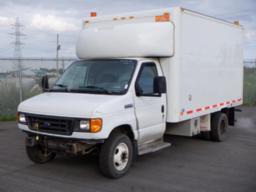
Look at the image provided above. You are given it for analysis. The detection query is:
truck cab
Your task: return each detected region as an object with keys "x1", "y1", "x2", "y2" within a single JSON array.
[{"x1": 17, "y1": 58, "x2": 169, "y2": 178}]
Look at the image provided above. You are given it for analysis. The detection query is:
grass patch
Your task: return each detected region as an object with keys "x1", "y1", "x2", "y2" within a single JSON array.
[
  {"x1": 244, "y1": 69, "x2": 256, "y2": 106},
  {"x1": 0, "y1": 115, "x2": 16, "y2": 122}
]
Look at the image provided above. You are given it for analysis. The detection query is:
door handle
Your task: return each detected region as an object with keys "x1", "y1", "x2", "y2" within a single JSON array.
[
  {"x1": 161, "y1": 105, "x2": 164, "y2": 113},
  {"x1": 124, "y1": 104, "x2": 133, "y2": 109}
]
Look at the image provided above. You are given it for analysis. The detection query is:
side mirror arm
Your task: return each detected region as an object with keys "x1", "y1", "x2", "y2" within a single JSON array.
[
  {"x1": 41, "y1": 75, "x2": 49, "y2": 92},
  {"x1": 135, "y1": 83, "x2": 143, "y2": 96}
]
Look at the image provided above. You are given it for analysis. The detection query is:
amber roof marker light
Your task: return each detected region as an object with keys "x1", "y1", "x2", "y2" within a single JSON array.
[
  {"x1": 90, "y1": 12, "x2": 97, "y2": 17},
  {"x1": 155, "y1": 12, "x2": 170, "y2": 22}
]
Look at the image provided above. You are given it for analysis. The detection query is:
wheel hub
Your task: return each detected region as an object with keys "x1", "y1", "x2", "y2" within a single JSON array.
[{"x1": 113, "y1": 142, "x2": 129, "y2": 171}]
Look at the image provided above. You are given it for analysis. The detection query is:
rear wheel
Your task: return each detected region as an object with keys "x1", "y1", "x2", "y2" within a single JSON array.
[
  {"x1": 210, "y1": 113, "x2": 228, "y2": 142},
  {"x1": 99, "y1": 133, "x2": 133, "y2": 178},
  {"x1": 25, "y1": 138, "x2": 56, "y2": 164}
]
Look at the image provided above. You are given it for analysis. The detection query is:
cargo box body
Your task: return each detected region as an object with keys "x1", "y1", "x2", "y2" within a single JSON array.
[
  {"x1": 76, "y1": 7, "x2": 244, "y2": 123},
  {"x1": 161, "y1": 8, "x2": 243, "y2": 122}
]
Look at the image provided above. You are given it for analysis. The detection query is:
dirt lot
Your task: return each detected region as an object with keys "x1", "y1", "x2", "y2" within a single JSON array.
[{"x1": 0, "y1": 106, "x2": 255, "y2": 192}]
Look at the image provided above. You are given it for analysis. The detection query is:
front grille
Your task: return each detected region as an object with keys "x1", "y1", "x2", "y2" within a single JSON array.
[{"x1": 27, "y1": 114, "x2": 74, "y2": 135}]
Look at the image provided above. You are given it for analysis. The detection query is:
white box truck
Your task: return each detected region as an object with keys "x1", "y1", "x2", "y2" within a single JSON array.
[{"x1": 17, "y1": 7, "x2": 243, "y2": 178}]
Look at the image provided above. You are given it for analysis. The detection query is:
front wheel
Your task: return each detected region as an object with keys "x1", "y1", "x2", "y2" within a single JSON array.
[
  {"x1": 25, "y1": 139, "x2": 56, "y2": 164},
  {"x1": 99, "y1": 133, "x2": 133, "y2": 178}
]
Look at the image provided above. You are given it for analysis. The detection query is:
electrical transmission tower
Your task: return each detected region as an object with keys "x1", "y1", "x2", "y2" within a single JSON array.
[{"x1": 10, "y1": 17, "x2": 25, "y2": 103}]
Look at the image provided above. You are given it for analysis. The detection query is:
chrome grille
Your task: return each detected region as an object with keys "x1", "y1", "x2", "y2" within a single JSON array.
[{"x1": 27, "y1": 115, "x2": 73, "y2": 135}]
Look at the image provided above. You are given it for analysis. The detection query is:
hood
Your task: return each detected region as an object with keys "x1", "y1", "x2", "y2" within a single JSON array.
[{"x1": 18, "y1": 92, "x2": 132, "y2": 118}]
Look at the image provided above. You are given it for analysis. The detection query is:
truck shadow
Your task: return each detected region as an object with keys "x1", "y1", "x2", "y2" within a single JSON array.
[
  {"x1": 22, "y1": 132, "x2": 236, "y2": 190},
  {"x1": 26, "y1": 135, "x2": 209, "y2": 176}
]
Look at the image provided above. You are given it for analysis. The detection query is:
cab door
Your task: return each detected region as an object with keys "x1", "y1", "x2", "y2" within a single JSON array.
[{"x1": 133, "y1": 62, "x2": 166, "y2": 144}]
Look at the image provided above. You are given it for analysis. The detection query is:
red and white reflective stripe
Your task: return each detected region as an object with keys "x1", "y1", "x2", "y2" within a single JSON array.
[
  {"x1": 180, "y1": 98, "x2": 242, "y2": 116},
  {"x1": 196, "y1": 108, "x2": 202, "y2": 112},
  {"x1": 187, "y1": 110, "x2": 193, "y2": 115}
]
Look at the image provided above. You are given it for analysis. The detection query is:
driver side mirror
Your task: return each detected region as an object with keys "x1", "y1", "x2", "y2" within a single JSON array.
[
  {"x1": 153, "y1": 76, "x2": 167, "y2": 94},
  {"x1": 41, "y1": 75, "x2": 49, "y2": 92}
]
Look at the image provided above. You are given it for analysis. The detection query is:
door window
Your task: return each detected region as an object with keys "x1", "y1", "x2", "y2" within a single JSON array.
[{"x1": 136, "y1": 63, "x2": 158, "y2": 96}]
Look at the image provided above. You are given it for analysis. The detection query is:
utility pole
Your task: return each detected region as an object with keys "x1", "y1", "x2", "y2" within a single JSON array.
[
  {"x1": 10, "y1": 17, "x2": 25, "y2": 103},
  {"x1": 62, "y1": 59, "x2": 65, "y2": 72},
  {"x1": 56, "y1": 34, "x2": 61, "y2": 77},
  {"x1": 255, "y1": 59, "x2": 256, "y2": 72}
]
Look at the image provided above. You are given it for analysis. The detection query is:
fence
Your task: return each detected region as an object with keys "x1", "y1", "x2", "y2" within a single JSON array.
[
  {"x1": 244, "y1": 59, "x2": 256, "y2": 69},
  {"x1": 0, "y1": 58, "x2": 256, "y2": 117},
  {"x1": 0, "y1": 57, "x2": 76, "y2": 117}
]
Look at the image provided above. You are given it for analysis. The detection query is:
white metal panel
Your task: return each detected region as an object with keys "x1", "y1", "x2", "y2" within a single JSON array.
[
  {"x1": 200, "y1": 114, "x2": 211, "y2": 131},
  {"x1": 162, "y1": 8, "x2": 243, "y2": 123},
  {"x1": 76, "y1": 22, "x2": 174, "y2": 59},
  {"x1": 178, "y1": 9, "x2": 243, "y2": 121},
  {"x1": 18, "y1": 91, "x2": 139, "y2": 140},
  {"x1": 160, "y1": 8, "x2": 182, "y2": 122},
  {"x1": 82, "y1": 8, "x2": 174, "y2": 28},
  {"x1": 165, "y1": 118, "x2": 200, "y2": 136},
  {"x1": 132, "y1": 60, "x2": 167, "y2": 144}
]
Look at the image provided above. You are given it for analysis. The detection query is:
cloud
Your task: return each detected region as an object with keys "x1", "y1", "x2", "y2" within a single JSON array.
[
  {"x1": 0, "y1": 16, "x2": 14, "y2": 26},
  {"x1": 31, "y1": 14, "x2": 79, "y2": 32},
  {"x1": 0, "y1": 0, "x2": 255, "y2": 58}
]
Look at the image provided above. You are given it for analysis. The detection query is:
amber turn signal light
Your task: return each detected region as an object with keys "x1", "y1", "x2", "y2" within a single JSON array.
[{"x1": 90, "y1": 118, "x2": 102, "y2": 133}]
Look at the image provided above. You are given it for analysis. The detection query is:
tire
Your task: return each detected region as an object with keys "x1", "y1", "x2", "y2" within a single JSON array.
[
  {"x1": 26, "y1": 140, "x2": 56, "y2": 164},
  {"x1": 210, "y1": 112, "x2": 228, "y2": 142},
  {"x1": 99, "y1": 133, "x2": 133, "y2": 178}
]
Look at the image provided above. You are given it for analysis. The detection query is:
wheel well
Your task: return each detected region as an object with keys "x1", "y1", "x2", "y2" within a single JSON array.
[
  {"x1": 110, "y1": 125, "x2": 135, "y2": 141},
  {"x1": 108, "y1": 125, "x2": 138, "y2": 160}
]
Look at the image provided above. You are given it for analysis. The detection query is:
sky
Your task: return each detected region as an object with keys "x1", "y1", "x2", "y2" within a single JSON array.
[{"x1": 0, "y1": 0, "x2": 255, "y2": 59}]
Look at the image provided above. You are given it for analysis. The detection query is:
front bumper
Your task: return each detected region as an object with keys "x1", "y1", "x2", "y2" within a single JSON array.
[{"x1": 25, "y1": 133, "x2": 104, "y2": 155}]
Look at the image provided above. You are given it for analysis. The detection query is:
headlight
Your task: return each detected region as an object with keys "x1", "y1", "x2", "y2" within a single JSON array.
[
  {"x1": 17, "y1": 113, "x2": 27, "y2": 124},
  {"x1": 79, "y1": 118, "x2": 102, "y2": 133},
  {"x1": 80, "y1": 120, "x2": 90, "y2": 131}
]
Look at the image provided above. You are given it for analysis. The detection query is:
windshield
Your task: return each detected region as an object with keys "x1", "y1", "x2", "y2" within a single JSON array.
[{"x1": 51, "y1": 59, "x2": 137, "y2": 95}]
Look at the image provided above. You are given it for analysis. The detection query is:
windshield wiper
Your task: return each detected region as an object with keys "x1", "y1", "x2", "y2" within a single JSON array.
[
  {"x1": 51, "y1": 84, "x2": 69, "y2": 92},
  {"x1": 79, "y1": 85, "x2": 112, "y2": 94},
  {"x1": 55, "y1": 84, "x2": 67, "y2": 88}
]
